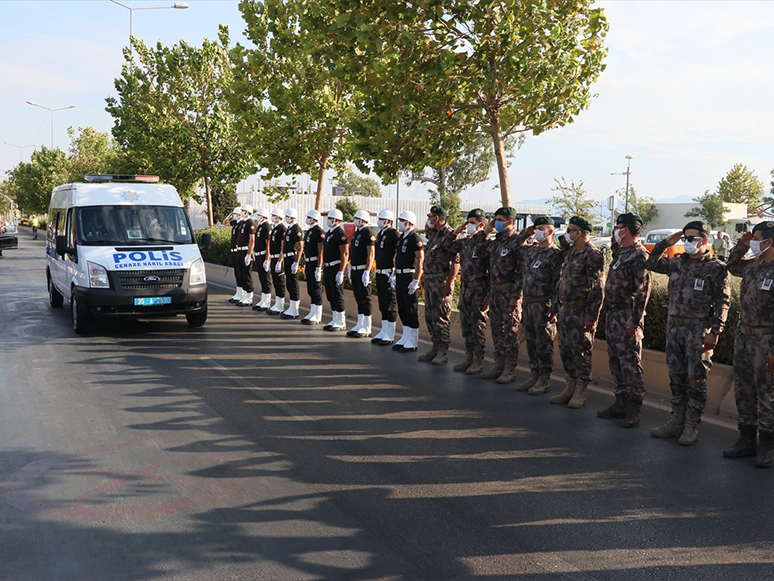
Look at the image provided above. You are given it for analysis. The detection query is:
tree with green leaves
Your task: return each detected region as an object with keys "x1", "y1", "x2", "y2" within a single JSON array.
[
  {"x1": 335, "y1": 196, "x2": 358, "y2": 222},
  {"x1": 106, "y1": 27, "x2": 254, "y2": 226},
  {"x1": 7, "y1": 147, "x2": 69, "y2": 214},
  {"x1": 716, "y1": 163, "x2": 765, "y2": 215},
  {"x1": 685, "y1": 190, "x2": 730, "y2": 229},
  {"x1": 230, "y1": 0, "x2": 356, "y2": 211},
  {"x1": 548, "y1": 178, "x2": 602, "y2": 224},
  {"x1": 337, "y1": 169, "x2": 382, "y2": 198},
  {"x1": 618, "y1": 186, "x2": 658, "y2": 227},
  {"x1": 65, "y1": 126, "x2": 127, "y2": 183},
  {"x1": 301, "y1": 0, "x2": 608, "y2": 207}
]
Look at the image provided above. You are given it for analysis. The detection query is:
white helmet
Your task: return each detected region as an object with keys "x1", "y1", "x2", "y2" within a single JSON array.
[
  {"x1": 398, "y1": 211, "x2": 417, "y2": 226},
  {"x1": 285, "y1": 208, "x2": 298, "y2": 219},
  {"x1": 271, "y1": 209, "x2": 283, "y2": 218},
  {"x1": 257, "y1": 207, "x2": 270, "y2": 218},
  {"x1": 232, "y1": 206, "x2": 242, "y2": 216},
  {"x1": 377, "y1": 209, "x2": 395, "y2": 222},
  {"x1": 327, "y1": 209, "x2": 344, "y2": 222},
  {"x1": 353, "y1": 209, "x2": 370, "y2": 224},
  {"x1": 306, "y1": 209, "x2": 321, "y2": 222},
  {"x1": 241, "y1": 204, "x2": 254, "y2": 215}
]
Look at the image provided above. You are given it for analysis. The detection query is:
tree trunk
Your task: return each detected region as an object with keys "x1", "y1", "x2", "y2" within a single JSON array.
[
  {"x1": 315, "y1": 154, "x2": 330, "y2": 211},
  {"x1": 204, "y1": 175, "x2": 214, "y2": 228},
  {"x1": 184, "y1": 198, "x2": 191, "y2": 217},
  {"x1": 488, "y1": 109, "x2": 511, "y2": 207}
]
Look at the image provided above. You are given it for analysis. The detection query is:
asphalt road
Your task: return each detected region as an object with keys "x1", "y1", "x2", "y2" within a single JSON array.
[{"x1": 1, "y1": 228, "x2": 774, "y2": 581}]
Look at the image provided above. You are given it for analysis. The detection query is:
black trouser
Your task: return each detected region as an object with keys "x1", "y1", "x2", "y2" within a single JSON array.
[
  {"x1": 270, "y1": 257, "x2": 285, "y2": 298},
  {"x1": 235, "y1": 251, "x2": 253, "y2": 293},
  {"x1": 305, "y1": 262, "x2": 323, "y2": 305},
  {"x1": 231, "y1": 250, "x2": 242, "y2": 288},
  {"x1": 396, "y1": 273, "x2": 419, "y2": 328},
  {"x1": 253, "y1": 252, "x2": 272, "y2": 294},
  {"x1": 350, "y1": 266, "x2": 372, "y2": 316},
  {"x1": 375, "y1": 272, "x2": 397, "y2": 322},
  {"x1": 324, "y1": 265, "x2": 345, "y2": 312},
  {"x1": 284, "y1": 256, "x2": 300, "y2": 301}
]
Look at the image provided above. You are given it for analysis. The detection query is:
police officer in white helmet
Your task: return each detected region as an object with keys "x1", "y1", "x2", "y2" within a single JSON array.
[
  {"x1": 235, "y1": 204, "x2": 256, "y2": 306},
  {"x1": 267, "y1": 209, "x2": 287, "y2": 314},
  {"x1": 322, "y1": 209, "x2": 349, "y2": 331},
  {"x1": 226, "y1": 207, "x2": 243, "y2": 303},
  {"x1": 347, "y1": 209, "x2": 376, "y2": 337},
  {"x1": 252, "y1": 208, "x2": 273, "y2": 311},
  {"x1": 281, "y1": 208, "x2": 304, "y2": 319},
  {"x1": 391, "y1": 211, "x2": 424, "y2": 352},
  {"x1": 372, "y1": 209, "x2": 400, "y2": 345},
  {"x1": 301, "y1": 209, "x2": 326, "y2": 324}
]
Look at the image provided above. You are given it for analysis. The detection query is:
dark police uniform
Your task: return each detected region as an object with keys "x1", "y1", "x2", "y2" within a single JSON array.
[
  {"x1": 283, "y1": 222, "x2": 303, "y2": 302},
  {"x1": 350, "y1": 226, "x2": 376, "y2": 317},
  {"x1": 270, "y1": 222, "x2": 287, "y2": 300},
  {"x1": 395, "y1": 229, "x2": 424, "y2": 329},
  {"x1": 304, "y1": 224, "x2": 325, "y2": 306},
  {"x1": 235, "y1": 219, "x2": 256, "y2": 294},
  {"x1": 253, "y1": 220, "x2": 272, "y2": 295},
  {"x1": 375, "y1": 226, "x2": 400, "y2": 322},
  {"x1": 324, "y1": 225, "x2": 349, "y2": 313},
  {"x1": 229, "y1": 218, "x2": 242, "y2": 293}
]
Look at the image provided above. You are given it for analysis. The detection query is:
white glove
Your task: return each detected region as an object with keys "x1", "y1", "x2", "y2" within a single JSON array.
[
  {"x1": 263, "y1": 260, "x2": 271, "y2": 272},
  {"x1": 275, "y1": 261, "x2": 282, "y2": 274},
  {"x1": 389, "y1": 272, "x2": 396, "y2": 290},
  {"x1": 335, "y1": 271, "x2": 344, "y2": 286},
  {"x1": 362, "y1": 270, "x2": 371, "y2": 287},
  {"x1": 408, "y1": 279, "x2": 420, "y2": 295},
  {"x1": 315, "y1": 267, "x2": 322, "y2": 282},
  {"x1": 244, "y1": 254, "x2": 252, "y2": 266},
  {"x1": 291, "y1": 262, "x2": 299, "y2": 275}
]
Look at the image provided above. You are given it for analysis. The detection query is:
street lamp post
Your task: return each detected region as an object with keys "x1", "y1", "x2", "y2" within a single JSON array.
[
  {"x1": 25, "y1": 102, "x2": 77, "y2": 149},
  {"x1": 611, "y1": 155, "x2": 634, "y2": 213},
  {"x1": 4, "y1": 142, "x2": 40, "y2": 163},
  {"x1": 109, "y1": 0, "x2": 189, "y2": 49}
]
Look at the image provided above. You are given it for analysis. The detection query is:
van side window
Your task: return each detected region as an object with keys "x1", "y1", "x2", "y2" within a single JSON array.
[
  {"x1": 56, "y1": 211, "x2": 65, "y2": 237},
  {"x1": 66, "y1": 208, "x2": 76, "y2": 248},
  {"x1": 47, "y1": 211, "x2": 58, "y2": 241}
]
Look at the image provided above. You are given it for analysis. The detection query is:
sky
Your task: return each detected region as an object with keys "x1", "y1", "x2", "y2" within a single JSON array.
[{"x1": 1, "y1": 0, "x2": 773, "y2": 208}]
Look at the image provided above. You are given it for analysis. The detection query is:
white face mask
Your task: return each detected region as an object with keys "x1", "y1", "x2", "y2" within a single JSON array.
[
  {"x1": 683, "y1": 240, "x2": 700, "y2": 255},
  {"x1": 398, "y1": 220, "x2": 409, "y2": 233},
  {"x1": 354, "y1": 218, "x2": 363, "y2": 228},
  {"x1": 285, "y1": 216, "x2": 294, "y2": 224},
  {"x1": 614, "y1": 228, "x2": 625, "y2": 245},
  {"x1": 426, "y1": 218, "x2": 435, "y2": 230},
  {"x1": 534, "y1": 229, "x2": 547, "y2": 243},
  {"x1": 327, "y1": 218, "x2": 337, "y2": 230},
  {"x1": 565, "y1": 231, "x2": 574, "y2": 244},
  {"x1": 272, "y1": 216, "x2": 281, "y2": 224},
  {"x1": 306, "y1": 217, "x2": 315, "y2": 226},
  {"x1": 378, "y1": 219, "x2": 388, "y2": 230},
  {"x1": 466, "y1": 222, "x2": 478, "y2": 236},
  {"x1": 750, "y1": 239, "x2": 768, "y2": 257}
]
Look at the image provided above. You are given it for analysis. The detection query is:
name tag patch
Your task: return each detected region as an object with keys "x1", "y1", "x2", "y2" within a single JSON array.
[
  {"x1": 532, "y1": 260, "x2": 542, "y2": 269},
  {"x1": 762, "y1": 279, "x2": 773, "y2": 291},
  {"x1": 694, "y1": 279, "x2": 705, "y2": 291}
]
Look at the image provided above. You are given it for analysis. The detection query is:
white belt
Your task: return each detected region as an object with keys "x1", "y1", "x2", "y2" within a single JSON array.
[
  {"x1": 235, "y1": 246, "x2": 248, "y2": 251},
  {"x1": 270, "y1": 253, "x2": 280, "y2": 258},
  {"x1": 284, "y1": 251, "x2": 296, "y2": 257},
  {"x1": 305, "y1": 256, "x2": 317, "y2": 262},
  {"x1": 324, "y1": 260, "x2": 341, "y2": 267},
  {"x1": 254, "y1": 250, "x2": 266, "y2": 256},
  {"x1": 376, "y1": 269, "x2": 393, "y2": 275},
  {"x1": 396, "y1": 268, "x2": 415, "y2": 274},
  {"x1": 351, "y1": 264, "x2": 367, "y2": 271}
]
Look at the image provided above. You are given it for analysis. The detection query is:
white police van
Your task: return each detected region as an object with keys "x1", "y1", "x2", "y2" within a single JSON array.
[{"x1": 46, "y1": 175, "x2": 211, "y2": 333}]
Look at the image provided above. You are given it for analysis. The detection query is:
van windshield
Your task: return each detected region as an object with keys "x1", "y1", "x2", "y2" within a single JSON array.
[{"x1": 76, "y1": 205, "x2": 195, "y2": 246}]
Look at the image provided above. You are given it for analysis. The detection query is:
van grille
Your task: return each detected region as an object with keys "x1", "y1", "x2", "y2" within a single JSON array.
[{"x1": 117, "y1": 269, "x2": 185, "y2": 290}]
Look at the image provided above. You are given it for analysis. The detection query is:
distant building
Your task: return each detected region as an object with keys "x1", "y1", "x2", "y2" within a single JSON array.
[{"x1": 645, "y1": 202, "x2": 748, "y2": 239}]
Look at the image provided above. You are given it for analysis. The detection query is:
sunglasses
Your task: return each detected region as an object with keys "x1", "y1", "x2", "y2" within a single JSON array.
[{"x1": 681, "y1": 235, "x2": 704, "y2": 243}]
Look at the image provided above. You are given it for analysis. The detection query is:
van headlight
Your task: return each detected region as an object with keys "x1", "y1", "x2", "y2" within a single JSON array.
[
  {"x1": 190, "y1": 258, "x2": 206, "y2": 285},
  {"x1": 87, "y1": 261, "x2": 110, "y2": 288}
]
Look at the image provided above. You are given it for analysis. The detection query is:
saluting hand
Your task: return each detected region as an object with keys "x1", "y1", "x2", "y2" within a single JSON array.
[
  {"x1": 523, "y1": 225, "x2": 535, "y2": 237},
  {"x1": 739, "y1": 231, "x2": 753, "y2": 247},
  {"x1": 665, "y1": 231, "x2": 682, "y2": 246}
]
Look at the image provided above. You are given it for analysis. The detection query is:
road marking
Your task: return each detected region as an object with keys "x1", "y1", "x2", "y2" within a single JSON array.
[{"x1": 201, "y1": 356, "x2": 308, "y2": 420}]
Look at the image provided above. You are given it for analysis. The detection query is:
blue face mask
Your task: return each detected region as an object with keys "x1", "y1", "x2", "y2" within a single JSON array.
[{"x1": 494, "y1": 220, "x2": 506, "y2": 233}]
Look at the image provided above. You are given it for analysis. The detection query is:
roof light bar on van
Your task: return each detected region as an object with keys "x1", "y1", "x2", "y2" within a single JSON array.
[{"x1": 84, "y1": 174, "x2": 160, "y2": 183}]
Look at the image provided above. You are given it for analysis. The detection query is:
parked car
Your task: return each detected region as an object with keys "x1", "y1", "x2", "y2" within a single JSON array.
[
  {"x1": 0, "y1": 223, "x2": 18, "y2": 254},
  {"x1": 643, "y1": 228, "x2": 685, "y2": 257}
]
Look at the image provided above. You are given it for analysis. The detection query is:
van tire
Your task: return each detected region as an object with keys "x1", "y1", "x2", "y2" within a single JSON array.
[
  {"x1": 71, "y1": 291, "x2": 91, "y2": 334},
  {"x1": 186, "y1": 305, "x2": 207, "y2": 328},
  {"x1": 48, "y1": 272, "x2": 64, "y2": 308}
]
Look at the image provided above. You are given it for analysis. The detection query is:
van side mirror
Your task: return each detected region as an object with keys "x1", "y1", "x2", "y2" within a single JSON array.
[
  {"x1": 55, "y1": 235, "x2": 68, "y2": 256},
  {"x1": 199, "y1": 232, "x2": 212, "y2": 253}
]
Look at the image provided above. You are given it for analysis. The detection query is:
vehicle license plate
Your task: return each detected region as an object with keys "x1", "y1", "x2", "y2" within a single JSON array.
[{"x1": 134, "y1": 297, "x2": 172, "y2": 306}]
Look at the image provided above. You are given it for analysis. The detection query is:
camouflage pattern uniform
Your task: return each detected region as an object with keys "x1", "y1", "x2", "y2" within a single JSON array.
[
  {"x1": 726, "y1": 243, "x2": 774, "y2": 434},
  {"x1": 422, "y1": 225, "x2": 459, "y2": 350},
  {"x1": 551, "y1": 242, "x2": 605, "y2": 383},
  {"x1": 514, "y1": 230, "x2": 563, "y2": 377},
  {"x1": 646, "y1": 239, "x2": 730, "y2": 414},
  {"x1": 604, "y1": 242, "x2": 652, "y2": 399},
  {"x1": 444, "y1": 230, "x2": 490, "y2": 358},
  {"x1": 487, "y1": 230, "x2": 523, "y2": 363}
]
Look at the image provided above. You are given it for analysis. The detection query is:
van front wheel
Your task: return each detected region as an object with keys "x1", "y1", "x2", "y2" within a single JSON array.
[
  {"x1": 186, "y1": 305, "x2": 207, "y2": 328},
  {"x1": 48, "y1": 274, "x2": 64, "y2": 308},
  {"x1": 71, "y1": 292, "x2": 91, "y2": 334}
]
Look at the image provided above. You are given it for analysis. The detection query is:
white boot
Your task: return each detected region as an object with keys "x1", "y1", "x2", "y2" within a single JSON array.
[
  {"x1": 230, "y1": 287, "x2": 241, "y2": 302},
  {"x1": 401, "y1": 327, "x2": 419, "y2": 352},
  {"x1": 267, "y1": 296, "x2": 284, "y2": 315},
  {"x1": 356, "y1": 315, "x2": 372, "y2": 338},
  {"x1": 239, "y1": 291, "x2": 253, "y2": 307},
  {"x1": 302, "y1": 305, "x2": 314, "y2": 322},
  {"x1": 311, "y1": 304, "x2": 323, "y2": 324},
  {"x1": 335, "y1": 311, "x2": 347, "y2": 331},
  {"x1": 381, "y1": 321, "x2": 396, "y2": 345},
  {"x1": 392, "y1": 325, "x2": 408, "y2": 350},
  {"x1": 371, "y1": 320, "x2": 387, "y2": 343},
  {"x1": 254, "y1": 293, "x2": 271, "y2": 311},
  {"x1": 281, "y1": 300, "x2": 300, "y2": 319},
  {"x1": 324, "y1": 309, "x2": 337, "y2": 330},
  {"x1": 348, "y1": 314, "x2": 364, "y2": 336}
]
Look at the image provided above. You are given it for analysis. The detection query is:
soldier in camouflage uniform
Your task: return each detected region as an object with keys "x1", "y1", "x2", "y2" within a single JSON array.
[
  {"x1": 725, "y1": 222, "x2": 774, "y2": 468},
  {"x1": 597, "y1": 213, "x2": 652, "y2": 427},
  {"x1": 418, "y1": 206, "x2": 460, "y2": 365},
  {"x1": 645, "y1": 221, "x2": 730, "y2": 445},
  {"x1": 549, "y1": 216, "x2": 606, "y2": 408},
  {"x1": 444, "y1": 209, "x2": 490, "y2": 374},
  {"x1": 512, "y1": 217, "x2": 563, "y2": 394},
  {"x1": 481, "y1": 207, "x2": 524, "y2": 384}
]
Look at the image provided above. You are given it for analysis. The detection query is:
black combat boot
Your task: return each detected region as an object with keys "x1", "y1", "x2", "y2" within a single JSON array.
[
  {"x1": 622, "y1": 396, "x2": 643, "y2": 428},
  {"x1": 756, "y1": 431, "x2": 774, "y2": 468},
  {"x1": 597, "y1": 393, "x2": 629, "y2": 419},
  {"x1": 723, "y1": 425, "x2": 758, "y2": 458}
]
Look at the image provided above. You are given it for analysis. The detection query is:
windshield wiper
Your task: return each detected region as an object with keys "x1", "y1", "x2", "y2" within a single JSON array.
[{"x1": 141, "y1": 237, "x2": 178, "y2": 244}]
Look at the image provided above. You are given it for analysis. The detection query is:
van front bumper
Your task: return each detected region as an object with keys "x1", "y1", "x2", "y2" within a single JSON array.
[{"x1": 73, "y1": 284, "x2": 208, "y2": 317}]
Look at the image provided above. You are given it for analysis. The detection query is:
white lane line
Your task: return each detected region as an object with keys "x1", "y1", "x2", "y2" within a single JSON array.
[{"x1": 201, "y1": 356, "x2": 308, "y2": 421}]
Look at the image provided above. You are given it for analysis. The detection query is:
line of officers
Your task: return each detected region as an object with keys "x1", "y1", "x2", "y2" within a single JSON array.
[{"x1": 225, "y1": 203, "x2": 774, "y2": 469}]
